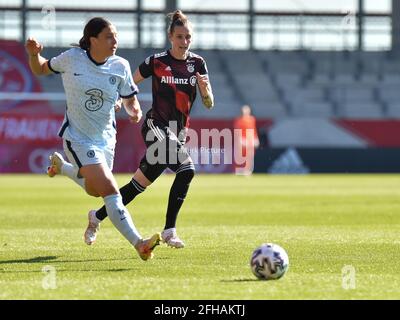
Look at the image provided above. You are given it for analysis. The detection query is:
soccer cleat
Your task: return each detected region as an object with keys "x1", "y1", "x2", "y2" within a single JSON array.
[
  {"x1": 161, "y1": 228, "x2": 185, "y2": 248},
  {"x1": 135, "y1": 233, "x2": 161, "y2": 261},
  {"x1": 84, "y1": 210, "x2": 100, "y2": 245},
  {"x1": 47, "y1": 152, "x2": 65, "y2": 177}
]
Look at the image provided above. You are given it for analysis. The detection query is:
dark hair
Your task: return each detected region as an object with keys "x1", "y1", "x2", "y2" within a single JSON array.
[
  {"x1": 73, "y1": 17, "x2": 112, "y2": 50},
  {"x1": 167, "y1": 10, "x2": 192, "y2": 34}
]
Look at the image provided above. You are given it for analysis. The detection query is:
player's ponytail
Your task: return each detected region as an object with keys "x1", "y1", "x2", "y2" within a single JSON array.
[
  {"x1": 72, "y1": 17, "x2": 112, "y2": 50},
  {"x1": 78, "y1": 36, "x2": 90, "y2": 50},
  {"x1": 167, "y1": 10, "x2": 192, "y2": 34}
]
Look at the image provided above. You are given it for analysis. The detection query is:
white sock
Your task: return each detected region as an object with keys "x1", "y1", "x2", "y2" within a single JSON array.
[
  {"x1": 61, "y1": 162, "x2": 85, "y2": 190},
  {"x1": 162, "y1": 227, "x2": 176, "y2": 235},
  {"x1": 104, "y1": 194, "x2": 141, "y2": 246}
]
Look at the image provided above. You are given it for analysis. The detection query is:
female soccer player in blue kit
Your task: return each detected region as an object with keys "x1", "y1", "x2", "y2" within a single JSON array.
[{"x1": 25, "y1": 17, "x2": 160, "y2": 260}]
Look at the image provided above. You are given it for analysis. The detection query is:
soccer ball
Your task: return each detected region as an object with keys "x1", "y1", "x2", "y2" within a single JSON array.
[{"x1": 250, "y1": 243, "x2": 289, "y2": 280}]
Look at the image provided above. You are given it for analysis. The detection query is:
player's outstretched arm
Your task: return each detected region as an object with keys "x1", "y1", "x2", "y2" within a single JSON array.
[
  {"x1": 196, "y1": 72, "x2": 214, "y2": 109},
  {"x1": 25, "y1": 37, "x2": 52, "y2": 76}
]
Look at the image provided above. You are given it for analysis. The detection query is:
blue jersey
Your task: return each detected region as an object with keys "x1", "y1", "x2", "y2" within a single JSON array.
[{"x1": 48, "y1": 47, "x2": 138, "y2": 148}]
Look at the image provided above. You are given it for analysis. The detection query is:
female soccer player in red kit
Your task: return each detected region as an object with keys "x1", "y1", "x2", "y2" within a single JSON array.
[{"x1": 85, "y1": 10, "x2": 214, "y2": 248}]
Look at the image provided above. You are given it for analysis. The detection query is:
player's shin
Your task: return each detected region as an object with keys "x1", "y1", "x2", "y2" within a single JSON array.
[
  {"x1": 95, "y1": 178, "x2": 146, "y2": 221},
  {"x1": 103, "y1": 194, "x2": 141, "y2": 246},
  {"x1": 164, "y1": 168, "x2": 194, "y2": 229},
  {"x1": 61, "y1": 162, "x2": 86, "y2": 190}
]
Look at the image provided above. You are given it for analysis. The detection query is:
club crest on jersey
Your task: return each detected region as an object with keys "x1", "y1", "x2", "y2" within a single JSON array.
[
  {"x1": 109, "y1": 76, "x2": 116, "y2": 85},
  {"x1": 87, "y1": 150, "x2": 95, "y2": 158},
  {"x1": 187, "y1": 63, "x2": 195, "y2": 73}
]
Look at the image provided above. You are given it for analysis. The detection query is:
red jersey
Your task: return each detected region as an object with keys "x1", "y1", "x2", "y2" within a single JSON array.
[{"x1": 139, "y1": 50, "x2": 208, "y2": 132}]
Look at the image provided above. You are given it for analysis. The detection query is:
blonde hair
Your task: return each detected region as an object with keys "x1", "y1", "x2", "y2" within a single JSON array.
[{"x1": 167, "y1": 10, "x2": 192, "y2": 34}]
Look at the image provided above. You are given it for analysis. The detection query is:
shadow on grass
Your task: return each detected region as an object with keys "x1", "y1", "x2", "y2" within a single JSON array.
[
  {"x1": 0, "y1": 256, "x2": 152, "y2": 273},
  {"x1": 0, "y1": 256, "x2": 58, "y2": 264},
  {"x1": 0, "y1": 256, "x2": 138, "y2": 265},
  {"x1": 220, "y1": 278, "x2": 260, "y2": 282},
  {"x1": 0, "y1": 255, "x2": 164, "y2": 273},
  {"x1": 0, "y1": 268, "x2": 135, "y2": 273}
]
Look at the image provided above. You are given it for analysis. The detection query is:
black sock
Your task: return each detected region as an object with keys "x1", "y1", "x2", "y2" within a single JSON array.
[
  {"x1": 164, "y1": 170, "x2": 194, "y2": 230},
  {"x1": 95, "y1": 179, "x2": 146, "y2": 221}
]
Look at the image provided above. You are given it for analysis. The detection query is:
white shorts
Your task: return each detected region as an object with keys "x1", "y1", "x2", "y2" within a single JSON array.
[{"x1": 63, "y1": 139, "x2": 115, "y2": 170}]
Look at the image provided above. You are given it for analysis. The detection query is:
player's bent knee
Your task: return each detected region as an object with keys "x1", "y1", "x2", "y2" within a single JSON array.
[
  {"x1": 86, "y1": 189, "x2": 101, "y2": 197},
  {"x1": 84, "y1": 178, "x2": 118, "y2": 198},
  {"x1": 84, "y1": 182, "x2": 101, "y2": 197},
  {"x1": 96, "y1": 180, "x2": 119, "y2": 198},
  {"x1": 177, "y1": 169, "x2": 195, "y2": 184},
  {"x1": 133, "y1": 169, "x2": 153, "y2": 187},
  {"x1": 97, "y1": 186, "x2": 119, "y2": 198}
]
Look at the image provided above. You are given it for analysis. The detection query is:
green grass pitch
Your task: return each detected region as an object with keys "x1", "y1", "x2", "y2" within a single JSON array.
[{"x1": 1, "y1": 173, "x2": 400, "y2": 299}]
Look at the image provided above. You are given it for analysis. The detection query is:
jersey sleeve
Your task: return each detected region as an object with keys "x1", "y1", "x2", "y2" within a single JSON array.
[
  {"x1": 138, "y1": 55, "x2": 154, "y2": 78},
  {"x1": 199, "y1": 59, "x2": 208, "y2": 75},
  {"x1": 119, "y1": 61, "x2": 139, "y2": 99},
  {"x1": 47, "y1": 48, "x2": 74, "y2": 74}
]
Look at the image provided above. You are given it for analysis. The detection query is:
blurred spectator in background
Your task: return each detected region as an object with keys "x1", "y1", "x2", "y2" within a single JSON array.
[{"x1": 234, "y1": 105, "x2": 260, "y2": 175}]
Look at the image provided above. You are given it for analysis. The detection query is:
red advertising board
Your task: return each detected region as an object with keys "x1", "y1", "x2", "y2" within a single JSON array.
[
  {"x1": 0, "y1": 40, "x2": 53, "y2": 113},
  {"x1": 1, "y1": 116, "x2": 270, "y2": 173}
]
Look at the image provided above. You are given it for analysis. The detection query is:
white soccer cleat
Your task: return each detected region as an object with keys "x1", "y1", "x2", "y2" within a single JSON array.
[
  {"x1": 47, "y1": 152, "x2": 65, "y2": 177},
  {"x1": 84, "y1": 210, "x2": 100, "y2": 245},
  {"x1": 161, "y1": 228, "x2": 185, "y2": 248}
]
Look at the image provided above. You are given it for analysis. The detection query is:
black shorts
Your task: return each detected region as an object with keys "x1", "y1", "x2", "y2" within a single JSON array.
[{"x1": 139, "y1": 118, "x2": 195, "y2": 182}]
